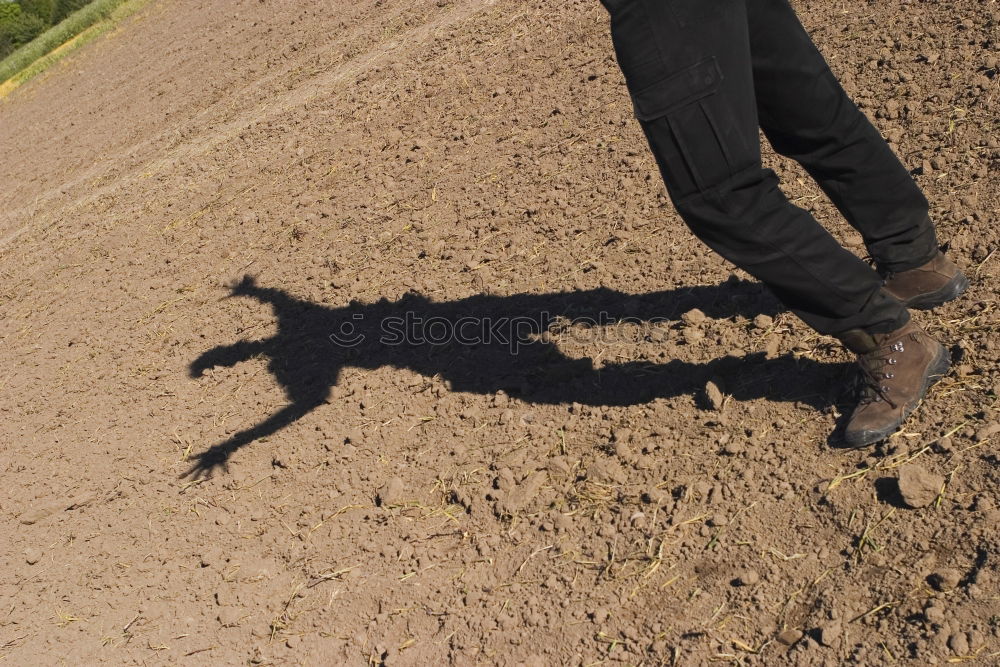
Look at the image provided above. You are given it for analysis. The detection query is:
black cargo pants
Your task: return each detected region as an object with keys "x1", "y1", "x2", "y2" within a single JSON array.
[{"x1": 601, "y1": 0, "x2": 938, "y2": 336}]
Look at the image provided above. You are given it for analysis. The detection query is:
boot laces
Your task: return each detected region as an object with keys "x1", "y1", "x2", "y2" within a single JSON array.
[
  {"x1": 856, "y1": 340, "x2": 904, "y2": 409},
  {"x1": 863, "y1": 254, "x2": 892, "y2": 284}
]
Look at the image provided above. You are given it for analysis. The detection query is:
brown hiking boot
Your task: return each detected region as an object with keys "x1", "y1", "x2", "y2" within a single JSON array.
[
  {"x1": 881, "y1": 252, "x2": 968, "y2": 310},
  {"x1": 838, "y1": 321, "x2": 950, "y2": 447}
]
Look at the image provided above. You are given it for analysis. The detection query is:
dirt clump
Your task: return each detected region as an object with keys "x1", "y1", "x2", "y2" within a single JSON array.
[
  {"x1": 897, "y1": 464, "x2": 945, "y2": 508},
  {"x1": 928, "y1": 568, "x2": 963, "y2": 592}
]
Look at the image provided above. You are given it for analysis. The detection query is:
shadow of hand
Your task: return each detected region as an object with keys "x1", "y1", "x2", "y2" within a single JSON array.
[{"x1": 180, "y1": 445, "x2": 231, "y2": 481}]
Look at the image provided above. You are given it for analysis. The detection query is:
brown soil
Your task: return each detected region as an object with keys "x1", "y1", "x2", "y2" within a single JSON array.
[{"x1": 1, "y1": 0, "x2": 998, "y2": 664}]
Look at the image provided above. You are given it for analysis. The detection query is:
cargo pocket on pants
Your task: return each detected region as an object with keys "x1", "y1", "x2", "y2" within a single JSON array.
[
  {"x1": 631, "y1": 56, "x2": 721, "y2": 121},
  {"x1": 630, "y1": 56, "x2": 739, "y2": 197}
]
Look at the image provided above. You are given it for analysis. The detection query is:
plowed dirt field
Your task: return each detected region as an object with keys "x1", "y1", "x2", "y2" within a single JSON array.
[{"x1": 1, "y1": 0, "x2": 998, "y2": 664}]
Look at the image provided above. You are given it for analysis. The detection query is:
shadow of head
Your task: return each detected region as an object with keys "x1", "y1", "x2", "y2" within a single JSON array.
[{"x1": 184, "y1": 275, "x2": 846, "y2": 478}]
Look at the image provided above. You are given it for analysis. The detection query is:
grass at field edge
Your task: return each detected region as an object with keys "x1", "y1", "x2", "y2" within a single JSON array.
[{"x1": 0, "y1": 0, "x2": 152, "y2": 99}]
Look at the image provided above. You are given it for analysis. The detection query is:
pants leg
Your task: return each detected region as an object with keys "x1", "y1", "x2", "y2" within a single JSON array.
[
  {"x1": 601, "y1": 0, "x2": 908, "y2": 336},
  {"x1": 747, "y1": 0, "x2": 938, "y2": 274}
]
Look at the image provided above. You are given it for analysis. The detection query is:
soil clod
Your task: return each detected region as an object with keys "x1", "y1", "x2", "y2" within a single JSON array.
[
  {"x1": 376, "y1": 477, "x2": 407, "y2": 507},
  {"x1": 897, "y1": 464, "x2": 944, "y2": 508},
  {"x1": 704, "y1": 379, "x2": 725, "y2": 411},
  {"x1": 734, "y1": 569, "x2": 760, "y2": 586},
  {"x1": 776, "y1": 629, "x2": 803, "y2": 646},
  {"x1": 928, "y1": 568, "x2": 963, "y2": 592},
  {"x1": 818, "y1": 621, "x2": 842, "y2": 647}
]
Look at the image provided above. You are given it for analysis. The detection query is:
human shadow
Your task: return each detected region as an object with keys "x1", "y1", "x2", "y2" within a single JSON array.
[{"x1": 185, "y1": 275, "x2": 850, "y2": 477}]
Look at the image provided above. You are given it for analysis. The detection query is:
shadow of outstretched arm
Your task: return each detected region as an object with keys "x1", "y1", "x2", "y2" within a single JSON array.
[
  {"x1": 189, "y1": 339, "x2": 271, "y2": 378},
  {"x1": 181, "y1": 397, "x2": 326, "y2": 480}
]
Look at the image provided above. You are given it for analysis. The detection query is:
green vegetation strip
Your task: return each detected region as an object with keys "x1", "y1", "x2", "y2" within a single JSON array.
[{"x1": 0, "y1": 0, "x2": 148, "y2": 88}]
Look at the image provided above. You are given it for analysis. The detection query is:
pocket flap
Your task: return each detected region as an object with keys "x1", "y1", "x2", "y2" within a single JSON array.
[{"x1": 631, "y1": 56, "x2": 723, "y2": 121}]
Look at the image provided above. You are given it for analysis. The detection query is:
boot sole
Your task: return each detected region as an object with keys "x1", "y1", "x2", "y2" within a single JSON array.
[
  {"x1": 842, "y1": 343, "x2": 951, "y2": 447},
  {"x1": 901, "y1": 272, "x2": 969, "y2": 310}
]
